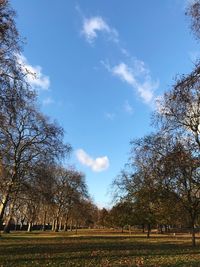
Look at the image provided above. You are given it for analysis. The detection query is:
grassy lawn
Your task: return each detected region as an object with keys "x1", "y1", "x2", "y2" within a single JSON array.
[{"x1": 0, "y1": 229, "x2": 200, "y2": 266}]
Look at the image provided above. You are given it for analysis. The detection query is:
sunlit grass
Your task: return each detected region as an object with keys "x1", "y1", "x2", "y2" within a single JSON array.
[{"x1": 0, "y1": 229, "x2": 200, "y2": 266}]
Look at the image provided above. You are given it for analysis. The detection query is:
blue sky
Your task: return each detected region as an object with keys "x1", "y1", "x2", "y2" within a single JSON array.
[{"x1": 11, "y1": 0, "x2": 199, "y2": 208}]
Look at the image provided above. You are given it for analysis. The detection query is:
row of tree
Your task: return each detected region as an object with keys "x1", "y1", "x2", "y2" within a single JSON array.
[
  {"x1": 0, "y1": 0, "x2": 100, "y2": 233},
  {"x1": 111, "y1": 1, "x2": 200, "y2": 246}
]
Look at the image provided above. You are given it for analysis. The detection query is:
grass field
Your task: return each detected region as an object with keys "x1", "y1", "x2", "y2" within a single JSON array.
[{"x1": 0, "y1": 229, "x2": 200, "y2": 266}]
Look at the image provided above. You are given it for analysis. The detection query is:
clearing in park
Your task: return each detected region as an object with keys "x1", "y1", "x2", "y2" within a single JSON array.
[{"x1": 1, "y1": 229, "x2": 200, "y2": 267}]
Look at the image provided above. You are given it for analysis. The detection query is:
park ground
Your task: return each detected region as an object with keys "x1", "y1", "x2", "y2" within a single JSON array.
[{"x1": 1, "y1": 229, "x2": 200, "y2": 266}]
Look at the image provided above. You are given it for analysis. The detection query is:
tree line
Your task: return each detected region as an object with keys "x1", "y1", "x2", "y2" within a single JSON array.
[
  {"x1": 0, "y1": 0, "x2": 101, "y2": 233},
  {"x1": 109, "y1": 1, "x2": 200, "y2": 247}
]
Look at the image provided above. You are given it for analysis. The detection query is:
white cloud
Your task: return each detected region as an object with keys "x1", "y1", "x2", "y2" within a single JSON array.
[
  {"x1": 124, "y1": 100, "x2": 134, "y2": 115},
  {"x1": 42, "y1": 97, "x2": 54, "y2": 106},
  {"x1": 111, "y1": 62, "x2": 159, "y2": 104},
  {"x1": 76, "y1": 149, "x2": 109, "y2": 172},
  {"x1": 17, "y1": 54, "x2": 50, "y2": 90},
  {"x1": 113, "y1": 63, "x2": 135, "y2": 85},
  {"x1": 80, "y1": 11, "x2": 159, "y2": 106},
  {"x1": 82, "y1": 16, "x2": 118, "y2": 43}
]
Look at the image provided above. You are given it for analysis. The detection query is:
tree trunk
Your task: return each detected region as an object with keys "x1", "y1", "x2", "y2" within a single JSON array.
[
  {"x1": 192, "y1": 223, "x2": 196, "y2": 247},
  {"x1": 70, "y1": 219, "x2": 73, "y2": 231},
  {"x1": 14, "y1": 219, "x2": 18, "y2": 231},
  {"x1": 0, "y1": 172, "x2": 19, "y2": 229},
  {"x1": 20, "y1": 218, "x2": 25, "y2": 230},
  {"x1": 142, "y1": 224, "x2": 145, "y2": 233},
  {"x1": 129, "y1": 225, "x2": 131, "y2": 235},
  {"x1": 3, "y1": 200, "x2": 16, "y2": 233},
  {"x1": 54, "y1": 217, "x2": 59, "y2": 232},
  {"x1": 59, "y1": 217, "x2": 62, "y2": 231},
  {"x1": 64, "y1": 218, "x2": 68, "y2": 231},
  {"x1": 42, "y1": 210, "x2": 47, "y2": 231},
  {"x1": 147, "y1": 224, "x2": 151, "y2": 238},
  {"x1": 27, "y1": 221, "x2": 32, "y2": 232},
  {"x1": 51, "y1": 219, "x2": 55, "y2": 231},
  {"x1": 3, "y1": 217, "x2": 12, "y2": 233},
  {"x1": 0, "y1": 193, "x2": 10, "y2": 229}
]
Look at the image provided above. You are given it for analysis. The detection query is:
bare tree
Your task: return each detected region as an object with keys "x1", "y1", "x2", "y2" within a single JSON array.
[
  {"x1": 186, "y1": 0, "x2": 200, "y2": 40},
  {"x1": 0, "y1": 0, "x2": 21, "y2": 78},
  {"x1": 0, "y1": 81, "x2": 71, "y2": 228},
  {"x1": 155, "y1": 67, "x2": 200, "y2": 151}
]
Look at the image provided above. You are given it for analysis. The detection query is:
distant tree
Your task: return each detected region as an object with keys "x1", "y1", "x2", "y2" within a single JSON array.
[
  {"x1": 109, "y1": 201, "x2": 134, "y2": 232},
  {"x1": 32, "y1": 163, "x2": 56, "y2": 231},
  {"x1": 51, "y1": 167, "x2": 88, "y2": 232},
  {"x1": 98, "y1": 208, "x2": 109, "y2": 228},
  {"x1": 69, "y1": 199, "x2": 97, "y2": 232}
]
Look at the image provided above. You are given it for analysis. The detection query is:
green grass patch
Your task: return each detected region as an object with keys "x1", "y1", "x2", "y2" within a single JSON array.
[{"x1": 0, "y1": 230, "x2": 200, "y2": 266}]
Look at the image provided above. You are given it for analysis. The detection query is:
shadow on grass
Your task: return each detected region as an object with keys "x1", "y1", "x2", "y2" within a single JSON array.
[
  {"x1": 0, "y1": 236, "x2": 199, "y2": 256},
  {"x1": 1, "y1": 234, "x2": 200, "y2": 267}
]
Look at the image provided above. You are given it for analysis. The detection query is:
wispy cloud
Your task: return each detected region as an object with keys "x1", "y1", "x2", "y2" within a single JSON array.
[
  {"x1": 105, "y1": 112, "x2": 115, "y2": 120},
  {"x1": 76, "y1": 149, "x2": 109, "y2": 172},
  {"x1": 120, "y1": 48, "x2": 130, "y2": 57},
  {"x1": 42, "y1": 97, "x2": 54, "y2": 106},
  {"x1": 80, "y1": 10, "x2": 159, "y2": 106},
  {"x1": 106, "y1": 61, "x2": 159, "y2": 104},
  {"x1": 82, "y1": 16, "x2": 118, "y2": 43},
  {"x1": 113, "y1": 63, "x2": 135, "y2": 84},
  {"x1": 124, "y1": 100, "x2": 134, "y2": 115},
  {"x1": 17, "y1": 54, "x2": 50, "y2": 90}
]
